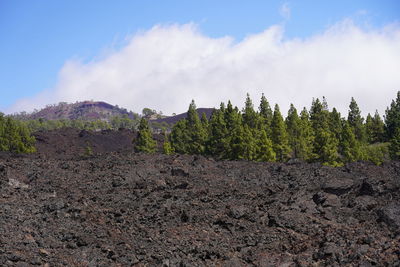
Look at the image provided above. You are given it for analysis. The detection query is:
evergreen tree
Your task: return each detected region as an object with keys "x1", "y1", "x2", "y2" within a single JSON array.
[
  {"x1": 3, "y1": 117, "x2": 20, "y2": 152},
  {"x1": 206, "y1": 109, "x2": 229, "y2": 158},
  {"x1": 242, "y1": 125, "x2": 257, "y2": 160},
  {"x1": 339, "y1": 121, "x2": 362, "y2": 162},
  {"x1": 384, "y1": 91, "x2": 400, "y2": 140},
  {"x1": 365, "y1": 111, "x2": 385, "y2": 144},
  {"x1": 224, "y1": 101, "x2": 242, "y2": 133},
  {"x1": 329, "y1": 108, "x2": 342, "y2": 140},
  {"x1": 230, "y1": 124, "x2": 256, "y2": 160},
  {"x1": 0, "y1": 115, "x2": 36, "y2": 153},
  {"x1": 298, "y1": 108, "x2": 315, "y2": 161},
  {"x1": 309, "y1": 98, "x2": 339, "y2": 165},
  {"x1": 135, "y1": 118, "x2": 156, "y2": 153},
  {"x1": 242, "y1": 93, "x2": 258, "y2": 129},
  {"x1": 286, "y1": 104, "x2": 301, "y2": 158},
  {"x1": 314, "y1": 127, "x2": 340, "y2": 165},
  {"x1": 258, "y1": 93, "x2": 273, "y2": 132},
  {"x1": 310, "y1": 98, "x2": 327, "y2": 130},
  {"x1": 389, "y1": 128, "x2": 400, "y2": 160},
  {"x1": 255, "y1": 129, "x2": 276, "y2": 162},
  {"x1": 186, "y1": 100, "x2": 207, "y2": 154},
  {"x1": 348, "y1": 97, "x2": 366, "y2": 143},
  {"x1": 16, "y1": 121, "x2": 36, "y2": 153},
  {"x1": 0, "y1": 114, "x2": 8, "y2": 151},
  {"x1": 200, "y1": 112, "x2": 209, "y2": 131},
  {"x1": 271, "y1": 104, "x2": 291, "y2": 161},
  {"x1": 170, "y1": 120, "x2": 190, "y2": 154},
  {"x1": 162, "y1": 134, "x2": 174, "y2": 155}
]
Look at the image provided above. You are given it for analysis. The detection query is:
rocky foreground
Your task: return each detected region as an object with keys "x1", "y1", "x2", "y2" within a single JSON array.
[{"x1": 0, "y1": 151, "x2": 399, "y2": 266}]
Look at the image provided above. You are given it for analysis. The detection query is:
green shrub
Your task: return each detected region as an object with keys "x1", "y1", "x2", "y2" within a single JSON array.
[{"x1": 361, "y1": 143, "x2": 390, "y2": 165}]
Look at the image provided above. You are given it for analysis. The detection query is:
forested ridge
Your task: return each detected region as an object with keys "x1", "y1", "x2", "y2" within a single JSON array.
[{"x1": 136, "y1": 91, "x2": 400, "y2": 166}]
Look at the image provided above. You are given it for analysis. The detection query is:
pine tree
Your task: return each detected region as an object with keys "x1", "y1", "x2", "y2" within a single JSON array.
[
  {"x1": 286, "y1": 104, "x2": 301, "y2": 158},
  {"x1": 230, "y1": 124, "x2": 256, "y2": 161},
  {"x1": 0, "y1": 114, "x2": 8, "y2": 151},
  {"x1": 329, "y1": 108, "x2": 342, "y2": 140},
  {"x1": 310, "y1": 98, "x2": 327, "y2": 130},
  {"x1": 200, "y1": 112, "x2": 209, "y2": 130},
  {"x1": 230, "y1": 123, "x2": 244, "y2": 160},
  {"x1": 310, "y1": 98, "x2": 339, "y2": 165},
  {"x1": 186, "y1": 100, "x2": 207, "y2": 154},
  {"x1": 298, "y1": 108, "x2": 315, "y2": 161},
  {"x1": 0, "y1": 115, "x2": 36, "y2": 153},
  {"x1": 162, "y1": 134, "x2": 174, "y2": 155},
  {"x1": 384, "y1": 91, "x2": 400, "y2": 141},
  {"x1": 224, "y1": 101, "x2": 242, "y2": 133},
  {"x1": 271, "y1": 104, "x2": 291, "y2": 161},
  {"x1": 170, "y1": 120, "x2": 190, "y2": 154},
  {"x1": 16, "y1": 121, "x2": 36, "y2": 153},
  {"x1": 389, "y1": 128, "x2": 400, "y2": 160},
  {"x1": 206, "y1": 109, "x2": 229, "y2": 158},
  {"x1": 135, "y1": 118, "x2": 156, "y2": 153},
  {"x1": 242, "y1": 93, "x2": 258, "y2": 129},
  {"x1": 255, "y1": 129, "x2": 276, "y2": 162},
  {"x1": 259, "y1": 93, "x2": 273, "y2": 132},
  {"x1": 365, "y1": 111, "x2": 385, "y2": 144},
  {"x1": 339, "y1": 121, "x2": 362, "y2": 162},
  {"x1": 314, "y1": 128, "x2": 340, "y2": 165},
  {"x1": 242, "y1": 125, "x2": 257, "y2": 160},
  {"x1": 348, "y1": 97, "x2": 366, "y2": 143},
  {"x1": 4, "y1": 117, "x2": 20, "y2": 152}
]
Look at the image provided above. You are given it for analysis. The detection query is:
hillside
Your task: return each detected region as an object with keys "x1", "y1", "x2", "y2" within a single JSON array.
[
  {"x1": 0, "y1": 129, "x2": 399, "y2": 266},
  {"x1": 13, "y1": 101, "x2": 137, "y2": 121}
]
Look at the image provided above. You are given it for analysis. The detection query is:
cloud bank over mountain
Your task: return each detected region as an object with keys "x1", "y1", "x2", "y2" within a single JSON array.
[{"x1": 10, "y1": 20, "x2": 400, "y2": 116}]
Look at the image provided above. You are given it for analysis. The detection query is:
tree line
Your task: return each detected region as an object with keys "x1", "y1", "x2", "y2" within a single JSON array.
[
  {"x1": 19, "y1": 114, "x2": 170, "y2": 133},
  {"x1": 137, "y1": 91, "x2": 400, "y2": 165}
]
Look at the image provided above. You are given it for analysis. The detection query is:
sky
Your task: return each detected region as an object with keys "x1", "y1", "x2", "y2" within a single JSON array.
[{"x1": 1, "y1": 0, "x2": 400, "y2": 116}]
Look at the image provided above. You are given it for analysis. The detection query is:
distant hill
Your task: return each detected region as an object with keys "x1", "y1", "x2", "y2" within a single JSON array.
[
  {"x1": 151, "y1": 108, "x2": 215, "y2": 125},
  {"x1": 13, "y1": 101, "x2": 137, "y2": 121},
  {"x1": 11, "y1": 101, "x2": 215, "y2": 128}
]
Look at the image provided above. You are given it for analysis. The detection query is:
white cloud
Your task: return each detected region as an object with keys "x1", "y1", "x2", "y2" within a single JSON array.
[
  {"x1": 280, "y1": 2, "x2": 291, "y2": 20},
  {"x1": 9, "y1": 20, "x2": 400, "y2": 117}
]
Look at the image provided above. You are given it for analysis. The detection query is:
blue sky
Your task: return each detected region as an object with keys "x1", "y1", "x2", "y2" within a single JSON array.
[{"x1": 0, "y1": 0, "x2": 399, "y2": 114}]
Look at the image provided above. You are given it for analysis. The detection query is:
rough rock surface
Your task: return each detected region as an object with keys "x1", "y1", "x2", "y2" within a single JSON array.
[{"x1": 0, "y1": 130, "x2": 399, "y2": 266}]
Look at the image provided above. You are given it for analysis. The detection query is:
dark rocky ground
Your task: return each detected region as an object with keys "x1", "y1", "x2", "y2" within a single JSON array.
[{"x1": 0, "y1": 129, "x2": 399, "y2": 266}]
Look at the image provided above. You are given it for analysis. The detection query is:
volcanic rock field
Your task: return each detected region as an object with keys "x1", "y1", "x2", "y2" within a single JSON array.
[{"x1": 0, "y1": 129, "x2": 399, "y2": 266}]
